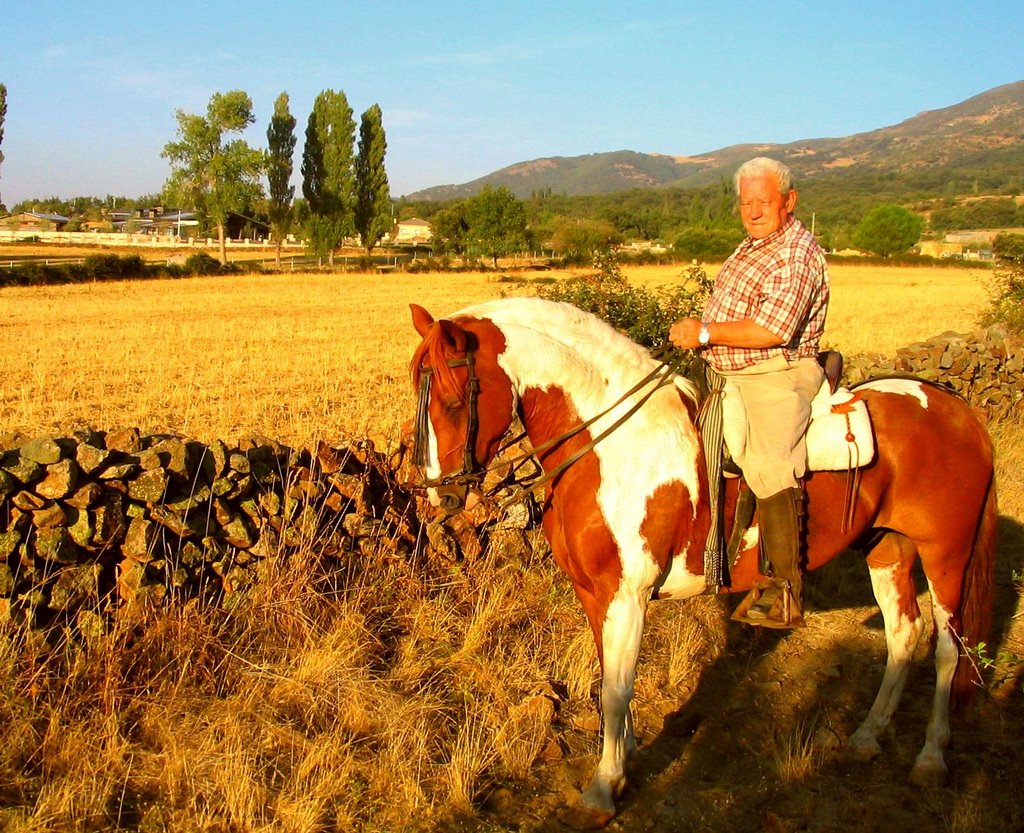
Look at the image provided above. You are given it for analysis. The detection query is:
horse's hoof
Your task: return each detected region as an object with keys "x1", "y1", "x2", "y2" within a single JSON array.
[
  {"x1": 908, "y1": 758, "x2": 948, "y2": 789},
  {"x1": 558, "y1": 802, "x2": 615, "y2": 830},
  {"x1": 846, "y1": 733, "x2": 882, "y2": 763}
]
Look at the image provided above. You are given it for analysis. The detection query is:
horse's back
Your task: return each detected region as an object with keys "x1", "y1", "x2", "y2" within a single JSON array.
[{"x1": 805, "y1": 378, "x2": 993, "y2": 564}]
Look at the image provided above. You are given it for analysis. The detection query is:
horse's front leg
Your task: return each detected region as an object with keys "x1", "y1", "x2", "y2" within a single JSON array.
[{"x1": 563, "y1": 587, "x2": 648, "y2": 830}]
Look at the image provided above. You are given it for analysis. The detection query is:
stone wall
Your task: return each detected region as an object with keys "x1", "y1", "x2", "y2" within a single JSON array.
[
  {"x1": 2, "y1": 326, "x2": 1019, "y2": 635},
  {"x1": 842, "y1": 324, "x2": 1023, "y2": 421},
  {"x1": 0, "y1": 425, "x2": 542, "y2": 635}
]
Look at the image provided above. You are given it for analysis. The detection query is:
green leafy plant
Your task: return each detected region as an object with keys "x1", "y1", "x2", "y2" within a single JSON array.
[
  {"x1": 537, "y1": 250, "x2": 713, "y2": 372},
  {"x1": 979, "y1": 261, "x2": 1024, "y2": 336}
]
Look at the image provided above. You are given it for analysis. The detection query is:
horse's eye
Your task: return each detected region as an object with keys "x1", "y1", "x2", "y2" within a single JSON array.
[{"x1": 442, "y1": 398, "x2": 464, "y2": 415}]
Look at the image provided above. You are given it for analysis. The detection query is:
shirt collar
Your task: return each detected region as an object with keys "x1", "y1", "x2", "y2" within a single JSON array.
[{"x1": 742, "y1": 214, "x2": 797, "y2": 251}]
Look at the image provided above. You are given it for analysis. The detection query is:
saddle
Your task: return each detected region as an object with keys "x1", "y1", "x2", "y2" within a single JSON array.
[{"x1": 703, "y1": 350, "x2": 876, "y2": 584}]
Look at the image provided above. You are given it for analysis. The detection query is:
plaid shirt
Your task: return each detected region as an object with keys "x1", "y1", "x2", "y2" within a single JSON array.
[{"x1": 702, "y1": 216, "x2": 829, "y2": 372}]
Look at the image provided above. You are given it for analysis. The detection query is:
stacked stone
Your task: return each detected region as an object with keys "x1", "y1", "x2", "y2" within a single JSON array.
[
  {"x1": 0, "y1": 428, "x2": 422, "y2": 630},
  {"x1": 841, "y1": 325, "x2": 1023, "y2": 420}
]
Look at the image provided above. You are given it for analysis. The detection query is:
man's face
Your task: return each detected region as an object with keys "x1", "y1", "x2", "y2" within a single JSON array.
[{"x1": 738, "y1": 173, "x2": 797, "y2": 239}]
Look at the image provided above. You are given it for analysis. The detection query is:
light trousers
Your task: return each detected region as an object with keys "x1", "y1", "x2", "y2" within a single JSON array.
[{"x1": 720, "y1": 356, "x2": 823, "y2": 499}]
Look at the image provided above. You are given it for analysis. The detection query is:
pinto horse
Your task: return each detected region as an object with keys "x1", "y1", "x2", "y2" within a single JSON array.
[{"x1": 409, "y1": 297, "x2": 996, "y2": 829}]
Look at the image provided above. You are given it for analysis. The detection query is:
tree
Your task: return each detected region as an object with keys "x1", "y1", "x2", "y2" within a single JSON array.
[
  {"x1": 353, "y1": 104, "x2": 392, "y2": 257},
  {"x1": 266, "y1": 92, "x2": 297, "y2": 269},
  {"x1": 993, "y1": 232, "x2": 1024, "y2": 264},
  {"x1": 672, "y1": 226, "x2": 744, "y2": 260},
  {"x1": 429, "y1": 202, "x2": 469, "y2": 255},
  {"x1": 0, "y1": 83, "x2": 7, "y2": 211},
  {"x1": 464, "y1": 186, "x2": 528, "y2": 266},
  {"x1": 301, "y1": 89, "x2": 356, "y2": 265},
  {"x1": 162, "y1": 90, "x2": 265, "y2": 264},
  {"x1": 550, "y1": 216, "x2": 622, "y2": 261},
  {"x1": 852, "y1": 204, "x2": 925, "y2": 257}
]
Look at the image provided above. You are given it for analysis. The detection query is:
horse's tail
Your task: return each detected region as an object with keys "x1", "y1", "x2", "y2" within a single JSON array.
[{"x1": 952, "y1": 474, "x2": 998, "y2": 712}]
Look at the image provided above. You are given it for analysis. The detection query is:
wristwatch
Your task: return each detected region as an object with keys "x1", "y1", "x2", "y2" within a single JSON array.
[{"x1": 698, "y1": 324, "x2": 711, "y2": 346}]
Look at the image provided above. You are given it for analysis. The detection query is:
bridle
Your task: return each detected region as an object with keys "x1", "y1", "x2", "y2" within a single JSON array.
[
  {"x1": 413, "y1": 350, "x2": 481, "y2": 487},
  {"x1": 413, "y1": 343, "x2": 689, "y2": 512}
]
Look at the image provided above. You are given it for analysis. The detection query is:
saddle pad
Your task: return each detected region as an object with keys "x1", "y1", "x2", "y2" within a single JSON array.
[{"x1": 807, "y1": 383, "x2": 875, "y2": 470}]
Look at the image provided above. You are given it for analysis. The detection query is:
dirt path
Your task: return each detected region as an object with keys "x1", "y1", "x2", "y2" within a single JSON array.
[{"x1": 464, "y1": 532, "x2": 1024, "y2": 833}]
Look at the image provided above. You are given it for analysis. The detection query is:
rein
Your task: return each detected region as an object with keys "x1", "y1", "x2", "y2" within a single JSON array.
[
  {"x1": 495, "y1": 354, "x2": 683, "y2": 510},
  {"x1": 413, "y1": 343, "x2": 690, "y2": 510}
]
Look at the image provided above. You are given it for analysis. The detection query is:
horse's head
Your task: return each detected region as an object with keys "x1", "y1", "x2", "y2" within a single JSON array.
[{"x1": 409, "y1": 303, "x2": 516, "y2": 514}]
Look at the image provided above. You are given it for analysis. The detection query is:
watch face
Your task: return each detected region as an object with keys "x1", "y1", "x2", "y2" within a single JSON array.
[{"x1": 699, "y1": 327, "x2": 710, "y2": 345}]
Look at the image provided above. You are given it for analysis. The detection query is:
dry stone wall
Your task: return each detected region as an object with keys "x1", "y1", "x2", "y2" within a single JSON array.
[
  {"x1": 0, "y1": 426, "x2": 541, "y2": 636},
  {"x1": 842, "y1": 324, "x2": 1023, "y2": 421},
  {"x1": 2, "y1": 327, "x2": 1018, "y2": 637}
]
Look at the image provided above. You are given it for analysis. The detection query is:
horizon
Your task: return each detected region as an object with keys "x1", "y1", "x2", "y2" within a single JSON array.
[{"x1": 1, "y1": 1, "x2": 1023, "y2": 208}]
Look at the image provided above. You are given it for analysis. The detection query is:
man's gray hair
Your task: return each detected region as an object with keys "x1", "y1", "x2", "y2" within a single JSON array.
[{"x1": 734, "y1": 157, "x2": 793, "y2": 195}]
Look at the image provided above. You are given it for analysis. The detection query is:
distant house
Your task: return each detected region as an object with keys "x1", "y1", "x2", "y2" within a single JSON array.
[
  {"x1": 109, "y1": 207, "x2": 268, "y2": 240},
  {"x1": 0, "y1": 211, "x2": 70, "y2": 232},
  {"x1": 391, "y1": 218, "x2": 432, "y2": 245},
  {"x1": 110, "y1": 206, "x2": 199, "y2": 236}
]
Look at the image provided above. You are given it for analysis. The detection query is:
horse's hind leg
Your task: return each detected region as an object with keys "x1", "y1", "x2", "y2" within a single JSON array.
[
  {"x1": 849, "y1": 533, "x2": 923, "y2": 761},
  {"x1": 907, "y1": 562, "x2": 963, "y2": 787}
]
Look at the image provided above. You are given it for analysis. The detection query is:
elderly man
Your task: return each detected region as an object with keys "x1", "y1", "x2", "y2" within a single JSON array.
[{"x1": 670, "y1": 157, "x2": 830, "y2": 628}]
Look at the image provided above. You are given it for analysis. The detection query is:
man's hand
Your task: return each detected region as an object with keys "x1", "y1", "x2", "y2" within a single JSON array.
[{"x1": 670, "y1": 317, "x2": 704, "y2": 350}]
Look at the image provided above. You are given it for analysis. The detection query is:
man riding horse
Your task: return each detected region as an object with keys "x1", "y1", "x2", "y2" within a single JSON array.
[{"x1": 670, "y1": 156, "x2": 830, "y2": 628}]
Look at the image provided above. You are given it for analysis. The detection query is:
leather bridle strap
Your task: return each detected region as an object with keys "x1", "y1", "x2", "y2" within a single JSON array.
[
  {"x1": 448, "y1": 353, "x2": 479, "y2": 476},
  {"x1": 412, "y1": 350, "x2": 481, "y2": 480},
  {"x1": 498, "y1": 357, "x2": 681, "y2": 510}
]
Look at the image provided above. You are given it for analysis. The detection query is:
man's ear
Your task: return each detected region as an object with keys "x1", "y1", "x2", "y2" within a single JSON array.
[{"x1": 785, "y1": 188, "x2": 798, "y2": 214}]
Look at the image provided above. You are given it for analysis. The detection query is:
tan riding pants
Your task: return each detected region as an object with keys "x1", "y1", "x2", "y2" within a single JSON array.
[{"x1": 720, "y1": 356, "x2": 823, "y2": 499}]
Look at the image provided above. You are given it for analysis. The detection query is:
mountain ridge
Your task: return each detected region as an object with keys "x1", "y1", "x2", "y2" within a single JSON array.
[{"x1": 407, "y1": 80, "x2": 1024, "y2": 201}]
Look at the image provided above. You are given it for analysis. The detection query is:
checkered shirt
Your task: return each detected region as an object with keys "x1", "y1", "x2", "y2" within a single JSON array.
[{"x1": 702, "y1": 216, "x2": 829, "y2": 372}]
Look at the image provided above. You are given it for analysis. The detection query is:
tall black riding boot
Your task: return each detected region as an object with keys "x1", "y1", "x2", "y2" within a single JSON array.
[{"x1": 732, "y1": 487, "x2": 805, "y2": 628}]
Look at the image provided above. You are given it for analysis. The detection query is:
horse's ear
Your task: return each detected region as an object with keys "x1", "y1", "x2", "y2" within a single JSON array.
[
  {"x1": 438, "y1": 319, "x2": 469, "y2": 353},
  {"x1": 410, "y1": 304, "x2": 435, "y2": 337}
]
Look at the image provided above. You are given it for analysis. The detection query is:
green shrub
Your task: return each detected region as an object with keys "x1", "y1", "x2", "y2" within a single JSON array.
[
  {"x1": 672, "y1": 226, "x2": 744, "y2": 260},
  {"x1": 184, "y1": 252, "x2": 224, "y2": 276},
  {"x1": 993, "y1": 232, "x2": 1024, "y2": 264},
  {"x1": 979, "y1": 262, "x2": 1024, "y2": 336},
  {"x1": 83, "y1": 254, "x2": 146, "y2": 280},
  {"x1": 537, "y1": 251, "x2": 713, "y2": 371},
  {"x1": 0, "y1": 262, "x2": 67, "y2": 286}
]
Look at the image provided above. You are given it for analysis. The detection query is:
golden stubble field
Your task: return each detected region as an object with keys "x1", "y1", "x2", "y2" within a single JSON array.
[
  {"x1": 1, "y1": 260, "x2": 1021, "y2": 833},
  {"x1": 0, "y1": 261, "x2": 994, "y2": 447}
]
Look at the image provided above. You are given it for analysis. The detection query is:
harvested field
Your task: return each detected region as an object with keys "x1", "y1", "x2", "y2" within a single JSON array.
[{"x1": 0, "y1": 261, "x2": 1020, "y2": 833}]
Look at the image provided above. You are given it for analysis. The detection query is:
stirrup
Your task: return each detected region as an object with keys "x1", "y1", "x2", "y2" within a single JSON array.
[{"x1": 732, "y1": 579, "x2": 805, "y2": 629}]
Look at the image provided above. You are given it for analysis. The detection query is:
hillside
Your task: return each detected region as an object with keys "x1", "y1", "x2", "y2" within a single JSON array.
[{"x1": 408, "y1": 80, "x2": 1024, "y2": 200}]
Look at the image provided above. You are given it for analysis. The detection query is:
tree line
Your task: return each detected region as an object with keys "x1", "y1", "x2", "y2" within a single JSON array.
[{"x1": 162, "y1": 89, "x2": 391, "y2": 267}]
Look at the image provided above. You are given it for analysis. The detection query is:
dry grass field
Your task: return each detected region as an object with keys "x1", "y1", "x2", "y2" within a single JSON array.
[{"x1": 0, "y1": 259, "x2": 1021, "y2": 833}]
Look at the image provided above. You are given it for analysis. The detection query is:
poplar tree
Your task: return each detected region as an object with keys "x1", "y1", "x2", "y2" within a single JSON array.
[
  {"x1": 353, "y1": 103, "x2": 392, "y2": 256},
  {"x1": 301, "y1": 89, "x2": 355, "y2": 265},
  {"x1": 266, "y1": 92, "x2": 297, "y2": 268},
  {"x1": 162, "y1": 90, "x2": 265, "y2": 263},
  {"x1": 0, "y1": 84, "x2": 7, "y2": 210}
]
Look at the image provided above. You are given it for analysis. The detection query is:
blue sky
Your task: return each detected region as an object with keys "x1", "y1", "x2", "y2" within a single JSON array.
[{"x1": 1, "y1": 1, "x2": 1022, "y2": 207}]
